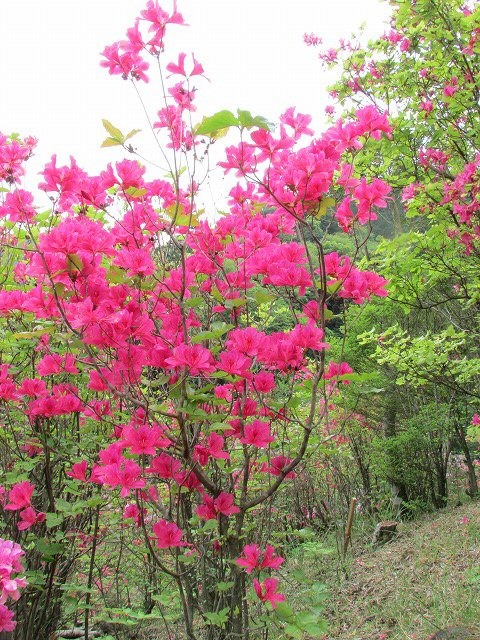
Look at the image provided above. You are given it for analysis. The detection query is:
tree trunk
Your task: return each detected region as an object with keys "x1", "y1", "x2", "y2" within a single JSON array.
[
  {"x1": 456, "y1": 423, "x2": 478, "y2": 498},
  {"x1": 382, "y1": 392, "x2": 409, "y2": 515}
]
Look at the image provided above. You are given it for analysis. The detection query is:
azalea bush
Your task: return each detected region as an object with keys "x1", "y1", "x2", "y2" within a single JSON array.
[{"x1": 0, "y1": 2, "x2": 393, "y2": 638}]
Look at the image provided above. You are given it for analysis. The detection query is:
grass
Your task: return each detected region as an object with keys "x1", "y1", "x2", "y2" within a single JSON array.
[{"x1": 316, "y1": 500, "x2": 480, "y2": 640}]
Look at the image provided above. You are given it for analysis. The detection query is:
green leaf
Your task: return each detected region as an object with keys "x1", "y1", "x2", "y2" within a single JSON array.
[
  {"x1": 251, "y1": 289, "x2": 275, "y2": 304},
  {"x1": 313, "y1": 196, "x2": 335, "y2": 218},
  {"x1": 67, "y1": 254, "x2": 83, "y2": 272},
  {"x1": 200, "y1": 519, "x2": 218, "y2": 532},
  {"x1": 208, "y1": 422, "x2": 232, "y2": 432},
  {"x1": 55, "y1": 499, "x2": 74, "y2": 515},
  {"x1": 204, "y1": 607, "x2": 230, "y2": 627},
  {"x1": 102, "y1": 119, "x2": 124, "y2": 140},
  {"x1": 46, "y1": 512, "x2": 64, "y2": 528},
  {"x1": 36, "y1": 539, "x2": 64, "y2": 559},
  {"x1": 237, "y1": 109, "x2": 271, "y2": 130},
  {"x1": 125, "y1": 186, "x2": 147, "y2": 198},
  {"x1": 12, "y1": 329, "x2": 49, "y2": 340},
  {"x1": 302, "y1": 621, "x2": 328, "y2": 636},
  {"x1": 191, "y1": 325, "x2": 232, "y2": 343},
  {"x1": 106, "y1": 266, "x2": 129, "y2": 284},
  {"x1": 101, "y1": 137, "x2": 123, "y2": 148},
  {"x1": 274, "y1": 601, "x2": 295, "y2": 621},
  {"x1": 224, "y1": 297, "x2": 246, "y2": 309},
  {"x1": 196, "y1": 111, "x2": 238, "y2": 136},
  {"x1": 284, "y1": 624, "x2": 304, "y2": 638},
  {"x1": 124, "y1": 128, "x2": 141, "y2": 141}
]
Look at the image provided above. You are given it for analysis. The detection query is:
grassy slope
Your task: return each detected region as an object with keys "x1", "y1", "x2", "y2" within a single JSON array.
[{"x1": 321, "y1": 501, "x2": 480, "y2": 640}]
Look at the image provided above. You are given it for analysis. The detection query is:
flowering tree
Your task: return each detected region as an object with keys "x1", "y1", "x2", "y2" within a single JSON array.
[
  {"x1": 306, "y1": 0, "x2": 480, "y2": 503},
  {"x1": 0, "y1": 2, "x2": 391, "y2": 637}
]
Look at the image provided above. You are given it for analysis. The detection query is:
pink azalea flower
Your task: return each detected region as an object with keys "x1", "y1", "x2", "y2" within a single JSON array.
[
  {"x1": 140, "y1": 0, "x2": 185, "y2": 40},
  {"x1": 197, "y1": 492, "x2": 240, "y2": 520},
  {"x1": 268, "y1": 456, "x2": 296, "y2": 479},
  {"x1": 241, "y1": 420, "x2": 275, "y2": 448},
  {"x1": 227, "y1": 327, "x2": 264, "y2": 357},
  {"x1": 0, "y1": 537, "x2": 27, "y2": 631},
  {"x1": 253, "y1": 371, "x2": 276, "y2": 394},
  {"x1": 165, "y1": 343, "x2": 216, "y2": 375},
  {"x1": 19, "y1": 378, "x2": 48, "y2": 398},
  {"x1": 0, "y1": 604, "x2": 16, "y2": 632},
  {"x1": 206, "y1": 432, "x2": 230, "y2": 460},
  {"x1": 121, "y1": 423, "x2": 164, "y2": 456},
  {"x1": 323, "y1": 361, "x2": 354, "y2": 384},
  {"x1": 217, "y1": 350, "x2": 252, "y2": 377},
  {"x1": 17, "y1": 507, "x2": 46, "y2": 531},
  {"x1": 4, "y1": 482, "x2": 35, "y2": 511},
  {"x1": 353, "y1": 178, "x2": 392, "y2": 223},
  {"x1": 280, "y1": 107, "x2": 314, "y2": 139},
  {"x1": 0, "y1": 190, "x2": 36, "y2": 223},
  {"x1": 195, "y1": 431, "x2": 230, "y2": 465},
  {"x1": 196, "y1": 494, "x2": 218, "y2": 520},
  {"x1": 253, "y1": 578, "x2": 285, "y2": 608},
  {"x1": 100, "y1": 458, "x2": 145, "y2": 498},
  {"x1": 236, "y1": 544, "x2": 262, "y2": 573},
  {"x1": 115, "y1": 248, "x2": 155, "y2": 277},
  {"x1": 336, "y1": 196, "x2": 354, "y2": 232},
  {"x1": 100, "y1": 43, "x2": 150, "y2": 82},
  {"x1": 419, "y1": 99, "x2": 434, "y2": 114},
  {"x1": 236, "y1": 544, "x2": 284, "y2": 574},
  {"x1": 261, "y1": 545, "x2": 285, "y2": 570},
  {"x1": 355, "y1": 105, "x2": 392, "y2": 140},
  {"x1": 166, "y1": 52, "x2": 205, "y2": 78},
  {"x1": 152, "y1": 520, "x2": 183, "y2": 548},
  {"x1": 214, "y1": 492, "x2": 240, "y2": 516},
  {"x1": 147, "y1": 453, "x2": 182, "y2": 479},
  {"x1": 66, "y1": 460, "x2": 90, "y2": 483},
  {"x1": 443, "y1": 76, "x2": 459, "y2": 97}
]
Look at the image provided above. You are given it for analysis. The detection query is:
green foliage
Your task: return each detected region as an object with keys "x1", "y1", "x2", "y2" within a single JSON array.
[
  {"x1": 196, "y1": 108, "x2": 271, "y2": 137},
  {"x1": 101, "y1": 119, "x2": 141, "y2": 147},
  {"x1": 370, "y1": 403, "x2": 452, "y2": 510}
]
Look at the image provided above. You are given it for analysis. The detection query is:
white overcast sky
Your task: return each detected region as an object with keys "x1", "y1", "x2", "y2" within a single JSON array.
[{"x1": 0, "y1": 0, "x2": 391, "y2": 191}]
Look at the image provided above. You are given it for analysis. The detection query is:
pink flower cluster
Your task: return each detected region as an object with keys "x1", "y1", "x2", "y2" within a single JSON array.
[
  {"x1": 0, "y1": 4, "x2": 395, "y2": 624},
  {"x1": 1, "y1": 481, "x2": 46, "y2": 532},
  {"x1": 0, "y1": 539, "x2": 27, "y2": 632},
  {"x1": 100, "y1": 1, "x2": 186, "y2": 82}
]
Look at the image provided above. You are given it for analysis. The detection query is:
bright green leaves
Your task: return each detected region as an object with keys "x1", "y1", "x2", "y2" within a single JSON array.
[
  {"x1": 45, "y1": 512, "x2": 64, "y2": 528},
  {"x1": 95, "y1": 607, "x2": 167, "y2": 627},
  {"x1": 124, "y1": 186, "x2": 147, "y2": 198},
  {"x1": 35, "y1": 539, "x2": 65, "y2": 561},
  {"x1": 359, "y1": 324, "x2": 480, "y2": 389},
  {"x1": 195, "y1": 108, "x2": 271, "y2": 138},
  {"x1": 101, "y1": 119, "x2": 141, "y2": 148},
  {"x1": 102, "y1": 119, "x2": 123, "y2": 142},
  {"x1": 216, "y1": 581, "x2": 235, "y2": 592},
  {"x1": 204, "y1": 607, "x2": 230, "y2": 628},
  {"x1": 237, "y1": 109, "x2": 271, "y2": 130},
  {"x1": 273, "y1": 584, "x2": 328, "y2": 638},
  {"x1": 164, "y1": 202, "x2": 199, "y2": 227},
  {"x1": 196, "y1": 110, "x2": 239, "y2": 136},
  {"x1": 309, "y1": 196, "x2": 335, "y2": 219}
]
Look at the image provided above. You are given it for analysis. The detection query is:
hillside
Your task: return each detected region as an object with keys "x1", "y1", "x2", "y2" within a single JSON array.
[{"x1": 322, "y1": 502, "x2": 480, "y2": 640}]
